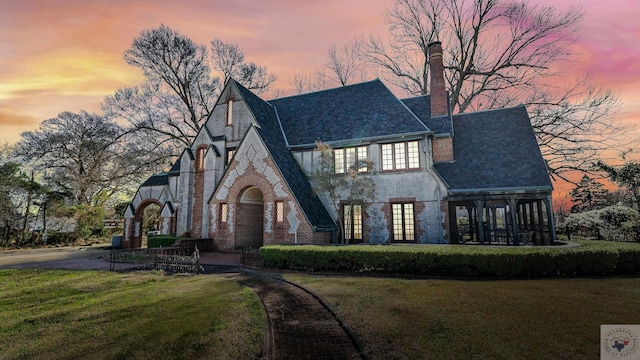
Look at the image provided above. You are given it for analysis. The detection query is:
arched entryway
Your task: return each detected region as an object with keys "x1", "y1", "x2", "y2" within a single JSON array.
[
  {"x1": 130, "y1": 200, "x2": 162, "y2": 248},
  {"x1": 236, "y1": 187, "x2": 264, "y2": 248}
]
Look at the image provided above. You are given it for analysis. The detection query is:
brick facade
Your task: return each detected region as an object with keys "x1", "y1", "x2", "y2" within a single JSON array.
[
  {"x1": 208, "y1": 139, "x2": 322, "y2": 251},
  {"x1": 432, "y1": 136, "x2": 454, "y2": 162},
  {"x1": 428, "y1": 42, "x2": 448, "y2": 117}
]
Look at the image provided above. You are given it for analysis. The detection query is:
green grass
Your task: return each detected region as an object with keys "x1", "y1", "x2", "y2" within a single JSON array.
[
  {"x1": 0, "y1": 269, "x2": 264, "y2": 360},
  {"x1": 286, "y1": 274, "x2": 640, "y2": 360}
]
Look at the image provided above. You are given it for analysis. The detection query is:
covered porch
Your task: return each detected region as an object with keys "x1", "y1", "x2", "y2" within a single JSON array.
[{"x1": 446, "y1": 190, "x2": 556, "y2": 246}]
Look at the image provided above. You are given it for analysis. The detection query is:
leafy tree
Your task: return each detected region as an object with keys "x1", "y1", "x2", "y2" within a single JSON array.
[
  {"x1": 354, "y1": 0, "x2": 625, "y2": 181},
  {"x1": 597, "y1": 160, "x2": 640, "y2": 212},
  {"x1": 569, "y1": 175, "x2": 609, "y2": 213},
  {"x1": 73, "y1": 204, "x2": 105, "y2": 240},
  {"x1": 0, "y1": 161, "x2": 26, "y2": 243},
  {"x1": 597, "y1": 160, "x2": 640, "y2": 241},
  {"x1": 313, "y1": 142, "x2": 376, "y2": 244},
  {"x1": 15, "y1": 111, "x2": 153, "y2": 206},
  {"x1": 566, "y1": 205, "x2": 639, "y2": 242}
]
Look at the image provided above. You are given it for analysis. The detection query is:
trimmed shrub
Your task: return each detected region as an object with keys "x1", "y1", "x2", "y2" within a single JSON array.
[
  {"x1": 259, "y1": 241, "x2": 640, "y2": 278},
  {"x1": 147, "y1": 235, "x2": 178, "y2": 248}
]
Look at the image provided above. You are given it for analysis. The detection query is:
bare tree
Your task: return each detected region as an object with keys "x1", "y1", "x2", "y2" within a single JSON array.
[
  {"x1": 289, "y1": 41, "x2": 369, "y2": 95},
  {"x1": 211, "y1": 38, "x2": 276, "y2": 94},
  {"x1": 357, "y1": 0, "x2": 627, "y2": 181},
  {"x1": 291, "y1": 71, "x2": 327, "y2": 95},
  {"x1": 15, "y1": 111, "x2": 155, "y2": 206},
  {"x1": 123, "y1": 25, "x2": 215, "y2": 127},
  {"x1": 104, "y1": 26, "x2": 276, "y2": 162},
  {"x1": 321, "y1": 42, "x2": 368, "y2": 86}
]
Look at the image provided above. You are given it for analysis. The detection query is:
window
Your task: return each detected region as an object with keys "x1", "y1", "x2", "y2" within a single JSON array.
[
  {"x1": 381, "y1": 141, "x2": 420, "y2": 171},
  {"x1": 392, "y1": 203, "x2": 415, "y2": 241},
  {"x1": 226, "y1": 149, "x2": 235, "y2": 165},
  {"x1": 275, "y1": 201, "x2": 284, "y2": 223},
  {"x1": 226, "y1": 99, "x2": 233, "y2": 125},
  {"x1": 220, "y1": 203, "x2": 228, "y2": 224},
  {"x1": 343, "y1": 204, "x2": 363, "y2": 242},
  {"x1": 196, "y1": 147, "x2": 206, "y2": 171},
  {"x1": 334, "y1": 146, "x2": 368, "y2": 174}
]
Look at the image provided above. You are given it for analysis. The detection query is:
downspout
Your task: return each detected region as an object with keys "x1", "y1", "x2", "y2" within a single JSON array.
[{"x1": 437, "y1": 185, "x2": 445, "y2": 243}]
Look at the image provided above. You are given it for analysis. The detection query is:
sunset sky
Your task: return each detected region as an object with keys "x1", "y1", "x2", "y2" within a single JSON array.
[{"x1": 1, "y1": 0, "x2": 639, "y2": 158}]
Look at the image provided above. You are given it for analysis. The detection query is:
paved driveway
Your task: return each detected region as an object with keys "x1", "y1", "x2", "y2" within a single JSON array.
[{"x1": 0, "y1": 245, "x2": 112, "y2": 270}]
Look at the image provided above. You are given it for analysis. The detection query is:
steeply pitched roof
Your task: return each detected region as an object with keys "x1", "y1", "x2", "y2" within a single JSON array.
[
  {"x1": 268, "y1": 80, "x2": 430, "y2": 146},
  {"x1": 233, "y1": 81, "x2": 336, "y2": 230},
  {"x1": 401, "y1": 95, "x2": 453, "y2": 135},
  {"x1": 168, "y1": 159, "x2": 181, "y2": 174},
  {"x1": 141, "y1": 173, "x2": 169, "y2": 187},
  {"x1": 434, "y1": 106, "x2": 552, "y2": 192}
]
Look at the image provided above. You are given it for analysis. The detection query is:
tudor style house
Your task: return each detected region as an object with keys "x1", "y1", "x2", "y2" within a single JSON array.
[{"x1": 123, "y1": 42, "x2": 555, "y2": 250}]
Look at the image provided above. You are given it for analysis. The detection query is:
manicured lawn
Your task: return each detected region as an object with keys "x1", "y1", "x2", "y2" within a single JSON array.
[
  {"x1": 0, "y1": 269, "x2": 264, "y2": 360},
  {"x1": 286, "y1": 274, "x2": 640, "y2": 360}
]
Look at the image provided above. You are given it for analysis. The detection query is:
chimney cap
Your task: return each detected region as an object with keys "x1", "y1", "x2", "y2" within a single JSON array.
[{"x1": 428, "y1": 41, "x2": 442, "y2": 48}]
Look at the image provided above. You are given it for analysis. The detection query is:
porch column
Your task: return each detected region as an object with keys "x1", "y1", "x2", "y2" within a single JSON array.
[
  {"x1": 449, "y1": 202, "x2": 459, "y2": 244},
  {"x1": 536, "y1": 200, "x2": 546, "y2": 245},
  {"x1": 466, "y1": 205, "x2": 474, "y2": 242},
  {"x1": 508, "y1": 198, "x2": 519, "y2": 245},
  {"x1": 474, "y1": 200, "x2": 485, "y2": 244},
  {"x1": 528, "y1": 202, "x2": 536, "y2": 232},
  {"x1": 544, "y1": 196, "x2": 556, "y2": 244},
  {"x1": 490, "y1": 207, "x2": 498, "y2": 244}
]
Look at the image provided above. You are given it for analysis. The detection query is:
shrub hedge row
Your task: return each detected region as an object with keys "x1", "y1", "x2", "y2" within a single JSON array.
[
  {"x1": 259, "y1": 240, "x2": 640, "y2": 278},
  {"x1": 147, "y1": 235, "x2": 179, "y2": 248}
]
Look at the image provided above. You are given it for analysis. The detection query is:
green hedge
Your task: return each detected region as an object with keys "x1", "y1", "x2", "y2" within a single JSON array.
[
  {"x1": 147, "y1": 235, "x2": 179, "y2": 248},
  {"x1": 259, "y1": 240, "x2": 640, "y2": 278}
]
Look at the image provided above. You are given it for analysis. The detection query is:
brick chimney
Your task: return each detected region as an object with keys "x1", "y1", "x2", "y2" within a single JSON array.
[
  {"x1": 428, "y1": 41, "x2": 454, "y2": 163},
  {"x1": 428, "y1": 41, "x2": 448, "y2": 117}
]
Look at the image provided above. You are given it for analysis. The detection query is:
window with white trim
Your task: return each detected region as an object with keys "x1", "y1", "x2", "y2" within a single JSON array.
[
  {"x1": 381, "y1": 141, "x2": 420, "y2": 171},
  {"x1": 334, "y1": 146, "x2": 368, "y2": 174}
]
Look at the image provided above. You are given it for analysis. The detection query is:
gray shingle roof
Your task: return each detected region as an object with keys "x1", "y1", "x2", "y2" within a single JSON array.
[
  {"x1": 141, "y1": 173, "x2": 169, "y2": 187},
  {"x1": 234, "y1": 81, "x2": 336, "y2": 230},
  {"x1": 268, "y1": 80, "x2": 429, "y2": 146},
  {"x1": 401, "y1": 95, "x2": 453, "y2": 135},
  {"x1": 434, "y1": 105, "x2": 552, "y2": 192}
]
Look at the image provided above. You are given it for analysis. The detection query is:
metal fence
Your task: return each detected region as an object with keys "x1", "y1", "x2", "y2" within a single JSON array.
[
  {"x1": 109, "y1": 246, "x2": 202, "y2": 273},
  {"x1": 241, "y1": 246, "x2": 262, "y2": 268}
]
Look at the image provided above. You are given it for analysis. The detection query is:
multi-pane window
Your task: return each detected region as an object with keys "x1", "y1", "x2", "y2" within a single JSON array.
[
  {"x1": 196, "y1": 147, "x2": 206, "y2": 171},
  {"x1": 275, "y1": 201, "x2": 284, "y2": 223},
  {"x1": 226, "y1": 149, "x2": 235, "y2": 165},
  {"x1": 392, "y1": 203, "x2": 415, "y2": 241},
  {"x1": 381, "y1": 141, "x2": 420, "y2": 171},
  {"x1": 226, "y1": 99, "x2": 233, "y2": 125},
  {"x1": 343, "y1": 204, "x2": 363, "y2": 242},
  {"x1": 220, "y1": 203, "x2": 228, "y2": 224},
  {"x1": 334, "y1": 146, "x2": 368, "y2": 174}
]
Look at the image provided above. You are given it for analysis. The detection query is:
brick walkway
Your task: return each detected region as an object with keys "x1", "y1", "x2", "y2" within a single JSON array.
[{"x1": 222, "y1": 271, "x2": 363, "y2": 360}]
